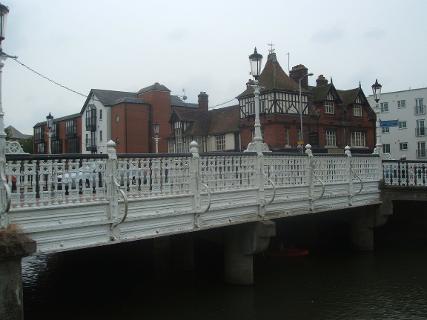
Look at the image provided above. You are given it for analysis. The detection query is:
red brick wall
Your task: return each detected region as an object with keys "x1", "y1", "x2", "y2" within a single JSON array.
[
  {"x1": 139, "y1": 91, "x2": 171, "y2": 153},
  {"x1": 111, "y1": 103, "x2": 151, "y2": 153}
]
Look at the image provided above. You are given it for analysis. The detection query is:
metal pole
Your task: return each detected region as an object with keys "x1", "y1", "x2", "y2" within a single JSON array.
[
  {"x1": 47, "y1": 130, "x2": 52, "y2": 154},
  {"x1": 253, "y1": 81, "x2": 262, "y2": 143},
  {"x1": 0, "y1": 49, "x2": 8, "y2": 228},
  {"x1": 299, "y1": 78, "x2": 303, "y2": 149},
  {"x1": 375, "y1": 101, "x2": 382, "y2": 155},
  {"x1": 155, "y1": 137, "x2": 159, "y2": 154}
]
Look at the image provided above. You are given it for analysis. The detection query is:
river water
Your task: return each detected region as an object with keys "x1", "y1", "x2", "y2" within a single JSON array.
[{"x1": 22, "y1": 240, "x2": 427, "y2": 320}]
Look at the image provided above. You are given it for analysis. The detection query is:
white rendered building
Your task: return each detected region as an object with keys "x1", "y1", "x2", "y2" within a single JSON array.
[{"x1": 367, "y1": 87, "x2": 427, "y2": 160}]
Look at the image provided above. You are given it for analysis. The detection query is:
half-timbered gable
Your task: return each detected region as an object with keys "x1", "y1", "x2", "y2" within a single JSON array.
[{"x1": 238, "y1": 52, "x2": 310, "y2": 120}]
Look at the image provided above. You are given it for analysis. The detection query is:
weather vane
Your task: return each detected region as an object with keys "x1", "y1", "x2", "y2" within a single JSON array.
[{"x1": 267, "y1": 42, "x2": 275, "y2": 54}]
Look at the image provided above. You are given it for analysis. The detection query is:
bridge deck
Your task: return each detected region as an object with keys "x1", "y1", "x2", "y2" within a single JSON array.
[{"x1": 3, "y1": 144, "x2": 382, "y2": 254}]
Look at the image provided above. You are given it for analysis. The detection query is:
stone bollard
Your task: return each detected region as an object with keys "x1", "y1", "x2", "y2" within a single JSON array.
[{"x1": 0, "y1": 226, "x2": 36, "y2": 320}]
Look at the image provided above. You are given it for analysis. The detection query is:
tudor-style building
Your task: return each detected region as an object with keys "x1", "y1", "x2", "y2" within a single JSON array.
[{"x1": 238, "y1": 51, "x2": 376, "y2": 152}]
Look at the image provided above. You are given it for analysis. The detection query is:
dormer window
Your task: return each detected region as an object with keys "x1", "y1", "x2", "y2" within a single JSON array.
[
  {"x1": 353, "y1": 96, "x2": 363, "y2": 117},
  {"x1": 325, "y1": 102, "x2": 334, "y2": 114},
  {"x1": 353, "y1": 105, "x2": 362, "y2": 117}
]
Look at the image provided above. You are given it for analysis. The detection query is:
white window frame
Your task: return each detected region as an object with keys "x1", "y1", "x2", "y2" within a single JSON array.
[
  {"x1": 399, "y1": 142, "x2": 408, "y2": 151},
  {"x1": 215, "y1": 135, "x2": 226, "y2": 151},
  {"x1": 382, "y1": 127, "x2": 390, "y2": 134},
  {"x1": 397, "y1": 100, "x2": 406, "y2": 109},
  {"x1": 382, "y1": 144, "x2": 391, "y2": 154},
  {"x1": 351, "y1": 131, "x2": 366, "y2": 147},
  {"x1": 353, "y1": 104, "x2": 362, "y2": 117},
  {"x1": 324, "y1": 101, "x2": 334, "y2": 114},
  {"x1": 380, "y1": 102, "x2": 389, "y2": 113},
  {"x1": 325, "y1": 129, "x2": 336, "y2": 147},
  {"x1": 398, "y1": 121, "x2": 407, "y2": 129}
]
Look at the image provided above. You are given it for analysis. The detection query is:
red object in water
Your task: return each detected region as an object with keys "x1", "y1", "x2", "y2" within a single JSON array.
[{"x1": 269, "y1": 247, "x2": 309, "y2": 257}]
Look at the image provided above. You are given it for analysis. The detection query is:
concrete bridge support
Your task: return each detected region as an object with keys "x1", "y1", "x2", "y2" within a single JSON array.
[
  {"x1": 0, "y1": 229, "x2": 36, "y2": 320},
  {"x1": 224, "y1": 220, "x2": 276, "y2": 285}
]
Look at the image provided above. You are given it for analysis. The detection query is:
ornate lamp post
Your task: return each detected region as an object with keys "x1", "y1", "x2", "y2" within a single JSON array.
[
  {"x1": 246, "y1": 47, "x2": 269, "y2": 154},
  {"x1": 46, "y1": 112, "x2": 54, "y2": 154},
  {"x1": 298, "y1": 73, "x2": 313, "y2": 152},
  {"x1": 372, "y1": 79, "x2": 382, "y2": 154},
  {"x1": 153, "y1": 123, "x2": 160, "y2": 153},
  {"x1": 0, "y1": 3, "x2": 11, "y2": 228}
]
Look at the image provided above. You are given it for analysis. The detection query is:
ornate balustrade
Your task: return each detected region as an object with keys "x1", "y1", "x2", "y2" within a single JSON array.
[
  {"x1": 5, "y1": 153, "x2": 108, "y2": 208},
  {"x1": 383, "y1": 160, "x2": 427, "y2": 187},
  {"x1": 0, "y1": 141, "x2": 382, "y2": 252}
]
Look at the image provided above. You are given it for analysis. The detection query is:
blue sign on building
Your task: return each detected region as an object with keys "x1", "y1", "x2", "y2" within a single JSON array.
[{"x1": 380, "y1": 120, "x2": 399, "y2": 128}]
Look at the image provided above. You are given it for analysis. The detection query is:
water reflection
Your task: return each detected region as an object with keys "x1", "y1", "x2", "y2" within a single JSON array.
[{"x1": 22, "y1": 243, "x2": 427, "y2": 320}]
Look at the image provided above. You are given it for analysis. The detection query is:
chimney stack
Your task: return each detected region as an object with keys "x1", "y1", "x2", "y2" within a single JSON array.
[
  {"x1": 198, "y1": 92, "x2": 208, "y2": 112},
  {"x1": 316, "y1": 75, "x2": 328, "y2": 87},
  {"x1": 289, "y1": 64, "x2": 309, "y2": 88}
]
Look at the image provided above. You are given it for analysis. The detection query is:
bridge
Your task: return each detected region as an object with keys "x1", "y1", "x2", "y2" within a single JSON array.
[
  {"x1": 3, "y1": 141, "x2": 427, "y2": 319},
  {"x1": 2, "y1": 141, "x2": 383, "y2": 253}
]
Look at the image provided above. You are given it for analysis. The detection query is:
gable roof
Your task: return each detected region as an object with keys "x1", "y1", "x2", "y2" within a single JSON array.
[
  {"x1": 337, "y1": 88, "x2": 362, "y2": 105},
  {"x1": 137, "y1": 82, "x2": 170, "y2": 94},
  {"x1": 238, "y1": 52, "x2": 302, "y2": 98},
  {"x1": 208, "y1": 105, "x2": 240, "y2": 135},
  {"x1": 311, "y1": 83, "x2": 343, "y2": 103}
]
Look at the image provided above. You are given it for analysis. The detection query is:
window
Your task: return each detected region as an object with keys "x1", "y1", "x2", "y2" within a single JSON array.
[
  {"x1": 325, "y1": 129, "x2": 336, "y2": 147},
  {"x1": 397, "y1": 100, "x2": 406, "y2": 108},
  {"x1": 380, "y1": 102, "x2": 389, "y2": 112},
  {"x1": 99, "y1": 109, "x2": 103, "y2": 120},
  {"x1": 351, "y1": 131, "x2": 366, "y2": 147},
  {"x1": 36, "y1": 143, "x2": 45, "y2": 154},
  {"x1": 416, "y1": 119, "x2": 425, "y2": 136},
  {"x1": 86, "y1": 105, "x2": 97, "y2": 131},
  {"x1": 215, "y1": 135, "x2": 226, "y2": 151},
  {"x1": 417, "y1": 141, "x2": 426, "y2": 158},
  {"x1": 85, "y1": 133, "x2": 89, "y2": 146},
  {"x1": 99, "y1": 130, "x2": 103, "y2": 142},
  {"x1": 382, "y1": 144, "x2": 390, "y2": 154},
  {"x1": 353, "y1": 105, "x2": 362, "y2": 117},
  {"x1": 399, "y1": 142, "x2": 408, "y2": 150},
  {"x1": 398, "y1": 121, "x2": 407, "y2": 129},
  {"x1": 415, "y1": 98, "x2": 425, "y2": 115},
  {"x1": 325, "y1": 101, "x2": 334, "y2": 114},
  {"x1": 382, "y1": 127, "x2": 390, "y2": 134}
]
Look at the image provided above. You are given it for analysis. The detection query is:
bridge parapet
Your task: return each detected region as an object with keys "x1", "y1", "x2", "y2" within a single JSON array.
[
  {"x1": 1, "y1": 142, "x2": 382, "y2": 252},
  {"x1": 383, "y1": 160, "x2": 427, "y2": 187}
]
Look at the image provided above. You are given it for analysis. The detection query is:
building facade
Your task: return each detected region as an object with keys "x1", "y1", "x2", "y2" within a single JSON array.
[
  {"x1": 33, "y1": 113, "x2": 81, "y2": 154},
  {"x1": 238, "y1": 52, "x2": 376, "y2": 153},
  {"x1": 367, "y1": 87, "x2": 427, "y2": 160}
]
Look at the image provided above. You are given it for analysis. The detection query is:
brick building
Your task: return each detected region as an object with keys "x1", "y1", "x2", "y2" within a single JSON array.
[
  {"x1": 33, "y1": 113, "x2": 81, "y2": 154},
  {"x1": 238, "y1": 51, "x2": 376, "y2": 152}
]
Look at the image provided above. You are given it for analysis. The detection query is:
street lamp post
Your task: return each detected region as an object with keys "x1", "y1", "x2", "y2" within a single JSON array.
[
  {"x1": 298, "y1": 73, "x2": 313, "y2": 152},
  {"x1": 371, "y1": 79, "x2": 382, "y2": 154},
  {"x1": 245, "y1": 47, "x2": 269, "y2": 154},
  {"x1": 46, "y1": 112, "x2": 54, "y2": 154},
  {"x1": 153, "y1": 123, "x2": 160, "y2": 153},
  {"x1": 0, "y1": 3, "x2": 11, "y2": 228}
]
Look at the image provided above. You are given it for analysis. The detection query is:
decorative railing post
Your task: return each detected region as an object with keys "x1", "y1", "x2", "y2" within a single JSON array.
[
  {"x1": 345, "y1": 145, "x2": 353, "y2": 206},
  {"x1": 305, "y1": 144, "x2": 314, "y2": 211},
  {"x1": 106, "y1": 140, "x2": 119, "y2": 238},
  {"x1": 190, "y1": 141, "x2": 201, "y2": 227},
  {"x1": 256, "y1": 151, "x2": 266, "y2": 218}
]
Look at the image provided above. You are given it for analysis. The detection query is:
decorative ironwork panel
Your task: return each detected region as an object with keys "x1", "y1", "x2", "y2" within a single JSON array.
[
  {"x1": 200, "y1": 155, "x2": 257, "y2": 192},
  {"x1": 264, "y1": 155, "x2": 308, "y2": 186},
  {"x1": 383, "y1": 160, "x2": 427, "y2": 186},
  {"x1": 351, "y1": 157, "x2": 382, "y2": 182},
  {"x1": 314, "y1": 156, "x2": 347, "y2": 184},
  {"x1": 117, "y1": 156, "x2": 191, "y2": 197}
]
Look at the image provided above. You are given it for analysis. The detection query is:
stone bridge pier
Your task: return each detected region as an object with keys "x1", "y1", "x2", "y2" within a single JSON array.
[{"x1": 224, "y1": 220, "x2": 276, "y2": 285}]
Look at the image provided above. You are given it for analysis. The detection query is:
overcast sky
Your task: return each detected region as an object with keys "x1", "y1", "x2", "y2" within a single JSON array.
[{"x1": 3, "y1": 0, "x2": 427, "y2": 134}]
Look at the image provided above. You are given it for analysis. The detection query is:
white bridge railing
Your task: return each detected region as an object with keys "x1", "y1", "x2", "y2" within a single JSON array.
[{"x1": 2, "y1": 141, "x2": 381, "y2": 226}]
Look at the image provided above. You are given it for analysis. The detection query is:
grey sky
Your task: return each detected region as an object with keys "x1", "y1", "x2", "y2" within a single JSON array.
[{"x1": 3, "y1": 0, "x2": 427, "y2": 134}]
